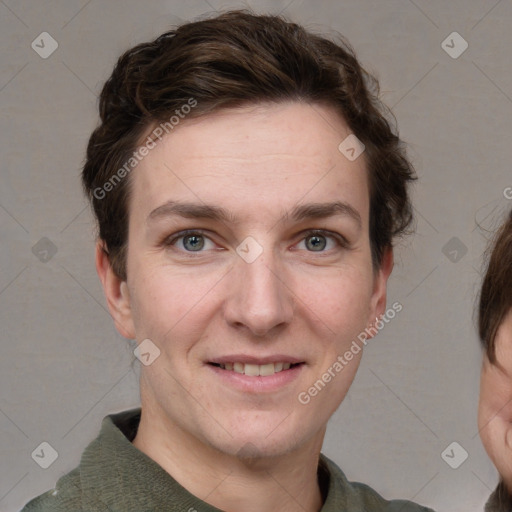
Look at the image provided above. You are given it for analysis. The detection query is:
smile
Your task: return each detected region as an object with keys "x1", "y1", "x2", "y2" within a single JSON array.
[{"x1": 210, "y1": 362, "x2": 302, "y2": 376}]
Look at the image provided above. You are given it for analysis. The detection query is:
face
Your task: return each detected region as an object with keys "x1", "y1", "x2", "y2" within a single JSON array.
[
  {"x1": 105, "y1": 102, "x2": 391, "y2": 458},
  {"x1": 479, "y1": 309, "x2": 512, "y2": 489}
]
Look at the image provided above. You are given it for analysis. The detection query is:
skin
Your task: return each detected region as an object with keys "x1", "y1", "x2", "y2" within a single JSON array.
[
  {"x1": 96, "y1": 102, "x2": 393, "y2": 512},
  {"x1": 479, "y1": 309, "x2": 512, "y2": 492}
]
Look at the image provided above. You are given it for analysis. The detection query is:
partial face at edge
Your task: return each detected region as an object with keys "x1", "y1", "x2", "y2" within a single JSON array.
[
  {"x1": 479, "y1": 310, "x2": 512, "y2": 489},
  {"x1": 115, "y1": 102, "x2": 391, "y2": 457}
]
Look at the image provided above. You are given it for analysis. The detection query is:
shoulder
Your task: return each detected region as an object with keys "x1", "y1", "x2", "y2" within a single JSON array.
[
  {"x1": 320, "y1": 453, "x2": 436, "y2": 512},
  {"x1": 20, "y1": 409, "x2": 145, "y2": 512},
  {"x1": 20, "y1": 464, "x2": 114, "y2": 512},
  {"x1": 348, "y1": 480, "x2": 435, "y2": 512},
  {"x1": 21, "y1": 467, "x2": 84, "y2": 511},
  {"x1": 19, "y1": 408, "x2": 139, "y2": 512}
]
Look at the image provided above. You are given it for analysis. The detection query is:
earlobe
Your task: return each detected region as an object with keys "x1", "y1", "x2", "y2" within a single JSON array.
[
  {"x1": 95, "y1": 241, "x2": 136, "y2": 339},
  {"x1": 369, "y1": 247, "x2": 394, "y2": 324}
]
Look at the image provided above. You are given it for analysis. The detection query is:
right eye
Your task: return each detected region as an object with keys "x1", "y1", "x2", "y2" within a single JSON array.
[{"x1": 164, "y1": 230, "x2": 217, "y2": 253}]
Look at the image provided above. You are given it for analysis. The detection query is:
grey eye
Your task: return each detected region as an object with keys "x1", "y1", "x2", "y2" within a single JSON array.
[
  {"x1": 305, "y1": 234, "x2": 327, "y2": 251},
  {"x1": 183, "y1": 234, "x2": 205, "y2": 251}
]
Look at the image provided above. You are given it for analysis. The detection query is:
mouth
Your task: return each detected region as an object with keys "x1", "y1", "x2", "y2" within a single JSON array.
[
  {"x1": 208, "y1": 361, "x2": 303, "y2": 376},
  {"x1": 207, "y1": 356, "x2": 306, "y2": 392}
]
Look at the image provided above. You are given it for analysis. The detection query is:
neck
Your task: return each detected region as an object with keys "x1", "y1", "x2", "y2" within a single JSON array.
[{"x1": 132, "y1": 394, "x2": 326, "y2": 512}]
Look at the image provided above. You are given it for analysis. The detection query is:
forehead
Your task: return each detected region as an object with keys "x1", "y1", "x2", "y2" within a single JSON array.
[{"x1": 130, "y1": 102, "x2": 369, "y2": 224}]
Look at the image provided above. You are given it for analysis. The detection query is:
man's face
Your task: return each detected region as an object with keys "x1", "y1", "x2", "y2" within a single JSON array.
[
  {"x1": 117, "y1": 102, "x2": 390, "y2": 458},
  {"x1": 479, "y1": 309, "x2": 512, "y2": 489}
]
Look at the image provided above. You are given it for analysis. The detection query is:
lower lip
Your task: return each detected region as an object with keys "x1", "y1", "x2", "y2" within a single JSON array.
[{"x1": 207, "y1": 364, "x2": 304, "y2": 393}]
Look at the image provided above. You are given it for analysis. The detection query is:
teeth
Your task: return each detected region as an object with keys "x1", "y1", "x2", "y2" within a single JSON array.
[
  {"x1": 259, "y1": 363, "x2": 275, "y2": 376},
  {"x1": 244, "y1": 364, "x2": 259, "y2": 376},
  {"x1": 219, "y1": 362, "x2": 296, "y2": 376}
]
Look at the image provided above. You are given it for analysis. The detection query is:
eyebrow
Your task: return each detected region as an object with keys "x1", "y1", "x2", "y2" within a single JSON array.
[{"x1": 147, "y1": 200, "x2": 362, "y2": 228}]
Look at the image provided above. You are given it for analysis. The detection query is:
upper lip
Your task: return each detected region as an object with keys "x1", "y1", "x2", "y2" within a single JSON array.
[{"x1": 208, "y1": 355, "x2": 304, "y2": 365}]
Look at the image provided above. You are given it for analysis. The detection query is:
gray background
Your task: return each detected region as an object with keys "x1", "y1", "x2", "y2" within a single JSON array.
[{"x1": 1, "y1": 1, "x2": 511, "y2": 511}]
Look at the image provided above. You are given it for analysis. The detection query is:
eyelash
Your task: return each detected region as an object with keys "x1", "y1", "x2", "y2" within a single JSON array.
[{"x1": 162, "y1": 229, "x2": 349, "y2": 255}]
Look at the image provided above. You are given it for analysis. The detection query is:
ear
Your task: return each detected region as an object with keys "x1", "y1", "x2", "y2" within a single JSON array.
[
  {"x1": 368, "y1": 246, "x2": 394, "y2": 329},
  {"x1": 95, "y1": 240, "x2": 135, "y2": 339}
]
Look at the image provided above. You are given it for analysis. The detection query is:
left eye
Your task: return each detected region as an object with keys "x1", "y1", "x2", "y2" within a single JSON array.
[{"x1": 297, "y1": 231, "x2": 340, "y2": 252}]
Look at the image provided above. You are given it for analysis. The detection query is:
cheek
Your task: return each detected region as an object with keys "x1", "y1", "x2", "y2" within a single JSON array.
[
  {"x1": 129, "y1": 264, "x2": 218, "y2": 341},
  {"x1": 297, "y1": 266, "x2": 373, "y2": 331}
]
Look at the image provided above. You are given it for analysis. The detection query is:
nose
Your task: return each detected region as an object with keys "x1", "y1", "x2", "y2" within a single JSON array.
[{"x1": 223, "y1": 247, "x2": 295, "y2": 338}]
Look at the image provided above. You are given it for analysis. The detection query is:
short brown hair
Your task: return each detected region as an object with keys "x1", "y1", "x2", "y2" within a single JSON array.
[
  {"x1": 478, "y1": 209, "x2": 512, "y2": 362},
  {"x1": 81, "y1": 9, "x2": 416, "y2": 280}
]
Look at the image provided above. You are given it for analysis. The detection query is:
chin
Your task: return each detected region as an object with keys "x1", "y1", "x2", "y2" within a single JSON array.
[{"x1": 207, "y1": 423, "x2": 306, "y2": 460}]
